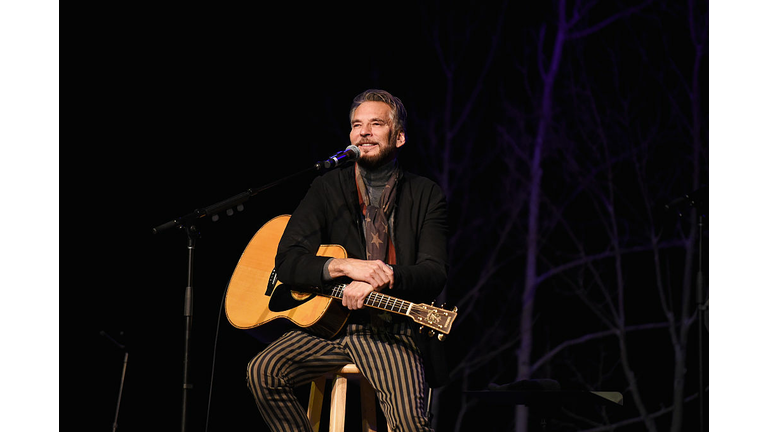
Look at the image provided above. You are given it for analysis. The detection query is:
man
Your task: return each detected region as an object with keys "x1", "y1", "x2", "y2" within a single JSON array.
[{"x1": 248, "y1": 89, "x2": 448, "y2": 431}]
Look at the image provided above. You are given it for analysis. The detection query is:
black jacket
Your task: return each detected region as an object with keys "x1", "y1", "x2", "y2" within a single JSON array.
[
  {"x1": 275, "y1": 163, "x2": 450, "y2": 386},
  {"x1": 275, "y1": 164, "x2": 448, "y2": 301}
]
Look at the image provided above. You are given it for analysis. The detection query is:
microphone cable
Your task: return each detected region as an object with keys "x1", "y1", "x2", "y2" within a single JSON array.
[{"x1": 204, "y1": 284, "x2": 229, "y2": 432}]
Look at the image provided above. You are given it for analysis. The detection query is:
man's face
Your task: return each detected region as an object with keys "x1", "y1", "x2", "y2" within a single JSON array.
[{"x1": 350, "y1": 101, "x2": 405, "y2": 170}]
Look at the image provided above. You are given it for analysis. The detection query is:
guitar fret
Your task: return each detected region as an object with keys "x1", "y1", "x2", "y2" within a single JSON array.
[{"x1": 362, "y1": 293, "x2": 401, "y2": 311}]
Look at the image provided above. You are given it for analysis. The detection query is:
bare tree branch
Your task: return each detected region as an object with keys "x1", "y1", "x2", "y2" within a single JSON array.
[
  {"x1": 530, "y1": 322, "x2": 669, "y2": 374},
  {"x1": 567, "y1": 0, "x2": 654, "y2": 39}
]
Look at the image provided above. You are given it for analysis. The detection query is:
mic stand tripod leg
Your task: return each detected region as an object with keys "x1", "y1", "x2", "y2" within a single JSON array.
[{"x1": 112, "y1": 352, "x2": 128, "y2": 432}]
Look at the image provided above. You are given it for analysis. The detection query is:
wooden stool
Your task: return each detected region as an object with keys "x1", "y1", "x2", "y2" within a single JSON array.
[{"x1": 307, "y1": 363, "x2": 385, "y2": 432}]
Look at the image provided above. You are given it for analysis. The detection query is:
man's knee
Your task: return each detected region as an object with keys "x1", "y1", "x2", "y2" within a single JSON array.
[{"x1": 246, "y1": 354, "x2": 268, "y2": 398}]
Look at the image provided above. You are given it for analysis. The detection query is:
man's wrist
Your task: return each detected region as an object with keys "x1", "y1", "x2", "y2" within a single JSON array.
[{"x1": 322, "y1": 258, "x2": 334, "y2": 281}]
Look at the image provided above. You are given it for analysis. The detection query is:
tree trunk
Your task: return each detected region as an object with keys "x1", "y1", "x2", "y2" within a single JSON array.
[{"x1": 515, "y1": 2, "x2": 567, "y2": 431}]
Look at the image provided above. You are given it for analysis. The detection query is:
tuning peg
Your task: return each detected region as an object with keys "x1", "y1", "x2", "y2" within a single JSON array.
[
  {"x1": 440, "y1": 303, "x2": 447, "y2": 308},
  {"x1": 427, "y1": 329, "x2": 436, "y2": 337},
  {"x1": 452, "y1": 306, "x2": 458, "y2": 313},
  {"x1": 418, "y1": 325, "x2": 424, "y2": 333},
  {"x1": 438, "y1": 334, "x2": 446, "y2": 342}
]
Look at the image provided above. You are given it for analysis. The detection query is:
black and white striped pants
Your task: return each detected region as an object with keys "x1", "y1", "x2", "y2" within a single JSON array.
[{"x1": 247, "y1": 323, "x2": 433, "y2": 431}]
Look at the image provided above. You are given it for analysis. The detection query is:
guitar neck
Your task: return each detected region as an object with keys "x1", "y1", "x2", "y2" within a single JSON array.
[
  {"x1": 327, "y1": 284, "x2": 413, "y2": 316},
  {"x1": 324, "y1": 284, "x2": 456, "y2": 336}
]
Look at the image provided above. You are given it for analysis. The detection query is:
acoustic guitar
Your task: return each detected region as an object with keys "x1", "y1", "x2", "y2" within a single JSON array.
[{"x1": 225, "y1": 214, "x2": 457, "y2": 343}]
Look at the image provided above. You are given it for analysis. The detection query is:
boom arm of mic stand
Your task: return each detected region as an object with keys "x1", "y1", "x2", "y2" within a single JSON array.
[{"x1": 151, "y1": 164, "x2": 321, "y2": 235}]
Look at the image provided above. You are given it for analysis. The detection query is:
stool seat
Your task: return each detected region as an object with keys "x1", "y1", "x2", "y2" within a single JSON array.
[{"x1": 307, "y1": 363, "x2": 386, "y2": 432}]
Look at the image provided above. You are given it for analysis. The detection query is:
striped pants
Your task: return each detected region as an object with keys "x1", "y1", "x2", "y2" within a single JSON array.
[{"x1": 247, "y1": 323, "x2": 433, "y2": 432}]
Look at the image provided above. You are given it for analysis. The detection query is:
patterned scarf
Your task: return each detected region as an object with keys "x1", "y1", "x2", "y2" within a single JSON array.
[{"x1": 355, "y1": 163, "x2": 400, "y2": 264}]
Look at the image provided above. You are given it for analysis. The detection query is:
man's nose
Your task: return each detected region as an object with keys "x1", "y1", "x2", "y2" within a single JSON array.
[{"x1": 358, "y1": 124, "x2": 372, "y2": 136}]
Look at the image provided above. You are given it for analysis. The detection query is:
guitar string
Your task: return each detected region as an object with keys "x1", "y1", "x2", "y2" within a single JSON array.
[{"x1": 329, "y1": 284, "x2": 411, "y2": 313}]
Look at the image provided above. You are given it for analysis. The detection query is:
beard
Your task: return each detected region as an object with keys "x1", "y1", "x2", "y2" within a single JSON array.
[{"x1": 356, "y1": 133, "x2": 399, "y2": 171}]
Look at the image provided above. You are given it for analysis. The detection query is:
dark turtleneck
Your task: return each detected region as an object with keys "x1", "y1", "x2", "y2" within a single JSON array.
[{"x1": 358, "y1": 159, "x2": 398, "y2": 207}]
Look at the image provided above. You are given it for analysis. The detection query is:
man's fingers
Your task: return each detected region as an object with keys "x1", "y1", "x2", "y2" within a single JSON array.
[
  {"x1": 343, "y1": 281, "x2": 374, "y2": 310},
  {"x1": 365, "y1": 261, "x2": 393, "y2": 290}
]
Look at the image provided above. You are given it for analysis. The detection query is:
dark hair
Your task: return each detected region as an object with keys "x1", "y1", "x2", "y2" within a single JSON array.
[{"x1": 349, "y1": 89, "x2": 407, "y2": 139}]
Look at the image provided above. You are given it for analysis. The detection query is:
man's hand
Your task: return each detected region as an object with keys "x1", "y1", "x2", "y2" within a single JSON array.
[
  {"x1": 327, "y1": 258, "x2": 394, "y2": 291},
  {"x1": 342, "y1": 281, "x2": 374, "y2": 310}
]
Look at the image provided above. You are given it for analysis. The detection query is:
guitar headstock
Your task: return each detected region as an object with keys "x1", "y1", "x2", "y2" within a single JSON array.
[{"x1": 408, "y1": 303, "x2": 457, "y2": 340}]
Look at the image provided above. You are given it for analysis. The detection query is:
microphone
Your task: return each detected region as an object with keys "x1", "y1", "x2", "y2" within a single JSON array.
[
  {"x1": 318, "y1": 145, "x2": 361, "y2": 169},
  {"x1": 662, "y1": 185, "x2": 708, "y2": 212}
]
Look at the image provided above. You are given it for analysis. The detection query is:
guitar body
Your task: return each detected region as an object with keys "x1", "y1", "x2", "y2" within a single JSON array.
[{"x1": 225, "y1": 214, "x2": 350, "y2": 343}]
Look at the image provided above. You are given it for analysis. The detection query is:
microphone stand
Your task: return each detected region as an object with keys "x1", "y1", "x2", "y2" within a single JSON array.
[
  {"x1": 151, "y1": 160, "x2": 335, "y2": 432},
  {"x1": 663, "y1": 185, "x2": 708, "y2": 432},
  {"x1": 695, "y1": 213, "x2": 708, "y2": 432}
]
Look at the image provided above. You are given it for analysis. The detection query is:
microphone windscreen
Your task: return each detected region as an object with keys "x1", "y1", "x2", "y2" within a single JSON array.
[{"x1": 346, "y1": 144, "x2": 361, "y2": 159}]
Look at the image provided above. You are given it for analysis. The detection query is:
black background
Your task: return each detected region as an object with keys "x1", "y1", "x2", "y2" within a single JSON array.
[{"x1": 61, "y1": 2, "x2": 717, "y2": 431}]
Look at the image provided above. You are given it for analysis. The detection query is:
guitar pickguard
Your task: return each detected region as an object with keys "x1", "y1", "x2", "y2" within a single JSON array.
[{"x1": 268, "y1": 283, "x2": 318, "y2": 312}]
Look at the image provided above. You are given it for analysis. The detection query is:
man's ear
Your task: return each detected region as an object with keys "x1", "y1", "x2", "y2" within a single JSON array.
[{"x1": 396, "y1": 131, "x2": 406, "y2": 148}]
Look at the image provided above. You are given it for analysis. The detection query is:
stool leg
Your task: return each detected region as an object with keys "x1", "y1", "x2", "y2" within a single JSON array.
[
  {"x1": 329, "y1": 374, "x2": 348, "y2": 432},
  {"x1": 307, "y1": 378, "x2": 326, "y2": 432},
  {"x1": 359, "y1": 377, "x2": 378, "y2": 432}
]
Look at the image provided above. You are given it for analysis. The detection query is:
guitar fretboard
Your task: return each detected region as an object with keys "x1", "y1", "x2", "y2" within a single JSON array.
[{"x1": 328, "y1": 284, "x2": 412, "y2": 315}]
